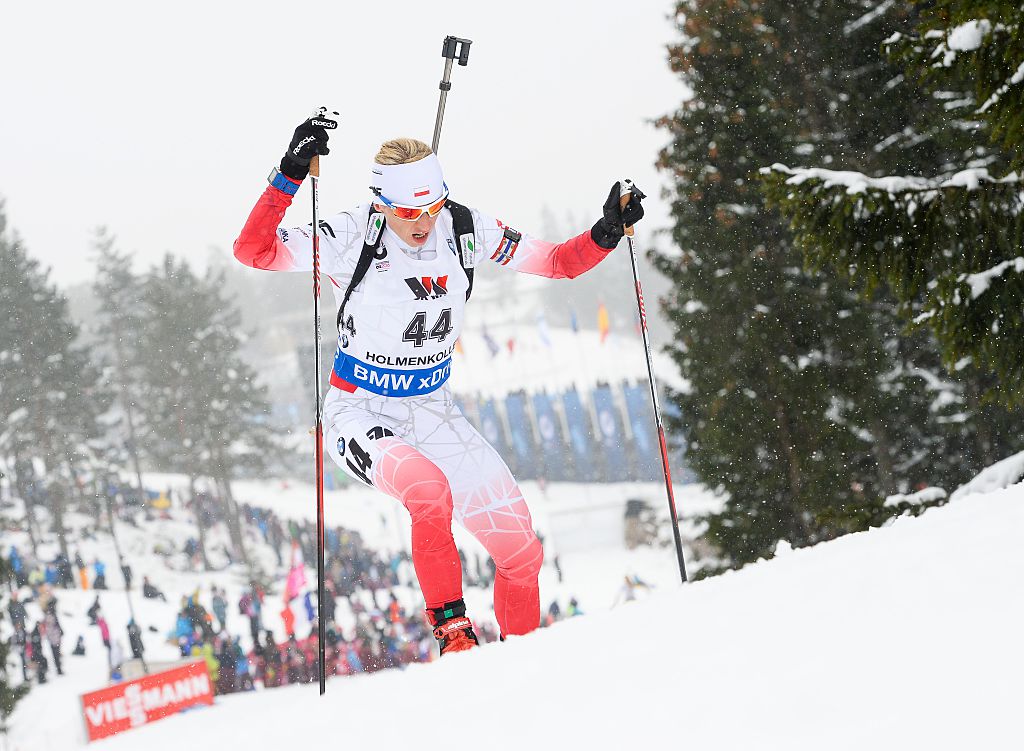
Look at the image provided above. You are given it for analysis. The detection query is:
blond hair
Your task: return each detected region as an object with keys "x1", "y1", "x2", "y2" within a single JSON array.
[{"x1": 374, "y1": 138, "x2": 433, "y2": 166}]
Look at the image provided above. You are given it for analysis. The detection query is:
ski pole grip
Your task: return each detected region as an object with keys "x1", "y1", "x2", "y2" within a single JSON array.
[
  {"x1": 619, "y1": 192, "x2": 635, "y2": 237},
  {"x1": 309, "y1": 155, "x2": 320, "y2": 178}
]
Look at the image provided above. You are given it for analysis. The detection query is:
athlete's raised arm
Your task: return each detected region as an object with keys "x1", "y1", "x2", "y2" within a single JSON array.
[
  {"x1": 233, "y1": 109, "x2": 360, "y2": 275},
  {"x1": 471, "y1": 181, "x2": 645, "y2": 279}
]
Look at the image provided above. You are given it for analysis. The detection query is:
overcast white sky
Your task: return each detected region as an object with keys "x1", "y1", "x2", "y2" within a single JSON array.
[{"x1": 1, "y1": 1, "x2": 686, "y2": 289}]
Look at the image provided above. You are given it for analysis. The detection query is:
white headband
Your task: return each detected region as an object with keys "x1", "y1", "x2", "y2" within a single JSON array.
[{"x1": 369, "y1": 153, "x2": 446, "y2": 207}]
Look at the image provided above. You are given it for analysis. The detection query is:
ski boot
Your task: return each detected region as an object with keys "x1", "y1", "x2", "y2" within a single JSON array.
[{"x1": 426, "y1": 598, "x2": 479, "y2": 656}]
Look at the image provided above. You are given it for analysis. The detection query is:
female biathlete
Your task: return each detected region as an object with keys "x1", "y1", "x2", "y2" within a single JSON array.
[{"x1": 234, "y1": 110, "x2": 645, "y2": 655}]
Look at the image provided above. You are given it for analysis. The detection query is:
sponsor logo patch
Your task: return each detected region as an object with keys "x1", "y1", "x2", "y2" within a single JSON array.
[{"x1": 405, "y1": 276, "x2": 449, "y2": 300}]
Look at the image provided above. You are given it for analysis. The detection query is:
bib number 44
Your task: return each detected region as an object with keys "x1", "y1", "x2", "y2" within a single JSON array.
[{"x1": 403, "y1": 308, "x2": 453, "y2": 348}]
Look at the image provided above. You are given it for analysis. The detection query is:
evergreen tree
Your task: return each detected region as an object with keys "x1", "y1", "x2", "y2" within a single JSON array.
[
  {"x1": 133, "y1": 255, "x2": 277, "y2": 565},
  {"x1": 762, "y1": 0, "x2": 1024, "y2": 405},
  {"x1": 654, "y1": 0, "x2": 991, "y2": 572},
  {"x1": 91, "y1": 228, "x2": 149, "y2": 506},
  {"x1": 0, "y1": 201, "x2": 109, "y2": 560}
]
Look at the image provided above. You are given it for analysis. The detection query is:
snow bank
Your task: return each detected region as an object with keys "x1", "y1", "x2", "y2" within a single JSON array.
[
  {"x1": 61, "y1": 484, "x2": 1024, "y2": 751},
  {"x1": 950, "y1": 449, "x2": 1024, "y2": 501},
  {"x1": 884, "y1": 486, "x2": 947, "y2": 508}
]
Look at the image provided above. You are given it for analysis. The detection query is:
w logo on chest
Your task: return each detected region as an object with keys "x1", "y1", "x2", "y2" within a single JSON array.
[{"x1": 405, "y1": 276, "x2": 449, "y2": 300}]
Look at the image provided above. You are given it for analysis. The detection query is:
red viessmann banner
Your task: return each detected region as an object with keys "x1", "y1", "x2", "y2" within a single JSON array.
[{"x1": 81, "y1": 660, "x2": 214, "y2": 742}]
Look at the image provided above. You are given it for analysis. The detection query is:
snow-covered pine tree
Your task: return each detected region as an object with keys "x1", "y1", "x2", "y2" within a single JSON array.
[
  {"x1": 92, "y1": 229, "x2": 150, "y2": 507},
  {"x1": 0, "y1": 202, "x2": 109, "y2": 561},
  {"x1": 763, "y1": 0, "x2": 1024, "y2": 406},
  {"x1": 655, "y1": 0, "x2": 991, "y2": 572},
  {"x1": 132, "y1": 255, "x2": 276, "y2": 565}
]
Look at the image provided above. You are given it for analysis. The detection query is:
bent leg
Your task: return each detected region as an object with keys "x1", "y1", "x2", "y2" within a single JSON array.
[
  {"x1": 323, "y1": 392, "x2": 463, "y2": 609},
  {"x1": 460, "y1": 478, "x2": 544, "y2": 637},
  {"x1": 398, "y1": 393, "x2": 543, "y2": 636},
  {"x1": 372, "y1": 439, "x2": 462, "y2": 608}
]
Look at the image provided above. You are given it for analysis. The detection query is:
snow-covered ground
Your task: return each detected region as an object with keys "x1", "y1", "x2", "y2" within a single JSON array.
[
  {"x1": 6, "y1": 471, "x2": 1022, "y2": 749},
  {"x1": 2, "y1": 475, "x2": 715, "y2": 749}
]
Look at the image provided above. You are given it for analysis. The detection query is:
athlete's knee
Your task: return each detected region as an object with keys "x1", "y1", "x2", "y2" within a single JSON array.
[
  {"x1": 374, "y1": 441, "x2": 452, "y2": 518},
  {"x1": 499, "y1": 535, "x2": 544, "y2": 584}
]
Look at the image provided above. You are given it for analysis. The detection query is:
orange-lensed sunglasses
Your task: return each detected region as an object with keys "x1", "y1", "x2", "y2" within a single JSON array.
[{"x1": 377, "y1": 184, "x2": 449, "y2": 221}]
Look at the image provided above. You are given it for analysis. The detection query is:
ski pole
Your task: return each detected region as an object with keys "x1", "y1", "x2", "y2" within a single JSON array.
[
  {"x1": 621, "y1": 181, "x2": 688, "y2": 584},
  {"x1": 310, "y1": 153, "x2": 328, "y2": 694},
  {"x1": 432, "y1": 35, "x2": 472, "y2": 154}
]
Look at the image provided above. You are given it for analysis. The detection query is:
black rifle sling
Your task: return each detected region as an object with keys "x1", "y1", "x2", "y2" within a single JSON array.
[
  {"x1": 445, "y1": 199, "x2": 476, "y2": 301},
  {"x1": 336, "y1": 202, "x2": 475, "y2": 333},
  {"x1": 337, "y1": 211, "x2": 385, "y2": 331}
]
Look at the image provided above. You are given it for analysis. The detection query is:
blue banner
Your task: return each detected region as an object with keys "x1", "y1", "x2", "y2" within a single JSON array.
[
  {"x1": 561, "y1": 389, "x2": 597, "y2": 482},
  {"x1": 531, "y1": 392, "x2": 569, "y2": 481},
  {"x1": 592, "y1": 385, "x2": 628, "y2": 481},
  {"x1": 504, "y1": 392, "x2": 537, "y2": 479},
  {"x1": 623, "y1": 382, "x2": 661, "y2": 481},
  {"x1": 454, "y1": 395, "x2": 477, "y2": 428},
  {"x1": 477, "y1": 399, "x2": 509, "y2": 460}
]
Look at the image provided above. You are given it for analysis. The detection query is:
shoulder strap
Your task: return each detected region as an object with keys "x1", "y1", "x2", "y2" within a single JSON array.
[
  {"x1": 445, "y1": 199, "x2": 476, "y2": 300},
  {"x1": 337, "y1": 211, "x2": 386, "y2": 330}
]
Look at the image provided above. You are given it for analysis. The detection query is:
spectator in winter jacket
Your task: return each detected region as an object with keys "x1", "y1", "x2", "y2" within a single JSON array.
[
  {"x1": 86, "y1": 595, "x2": 101, "y2": 624},
  {"x1": 216, "y1": 638, "x2": 237, "y2": 694},
  {"x1": 120, "y1": 562, "x2": 132, "y2": 591},
  {"x1": 43, "y1": 602, "x2": 64, "y2": 675},
  {"x1": 142, "y1": 576, "x2": 166, "y2": 601},
  {"x1": 261, "y1": 631, "x2": 283, "y2": 688},
  {"x1": 285, "y1": 635, "x2": 304, "y2": 684},
  {"x1": 96, "y1": 615, "x2": 111, "y2": 663},
  {"x1": 211, "y1": 587, "x2": 228, "y2": 632},
  {"x1": 29, "y1": 623, "x2": 48, "y2": 683},
  {"x1": 54, "y1": 553, "x2": 74, "y2": 589},
  {"x1": 127, "y1": 619, "x2": 145, "y2": 660},
  {"x1": 11, "y1": 629, "x2": 30, "y2": 681},
  {"x1": 9, "y1": 546, "x2": 27, "y2": 588},
  {"x1": 92, "y1": 559, "x2": 107, "y2": 590},
  {"x1": 109, "y1": 639, "x2": 124, "y2": 681},
  {"x1": 6, "y1": 591, "x2": 27, "y2": 635}
]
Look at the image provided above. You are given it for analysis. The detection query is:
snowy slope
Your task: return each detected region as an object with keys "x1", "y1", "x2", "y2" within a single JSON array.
[{"x1": 21, "y1": 482, "x2": 1021, "y2": 750}]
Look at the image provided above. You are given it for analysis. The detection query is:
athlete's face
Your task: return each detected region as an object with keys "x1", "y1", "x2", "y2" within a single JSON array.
[{"x1": 375, "y1": 204, "x2": 440, "y2": 247}]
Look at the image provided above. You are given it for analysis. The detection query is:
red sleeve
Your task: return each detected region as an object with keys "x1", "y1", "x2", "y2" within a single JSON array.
[
  {"x1": 503, "y1": 226, "x2": 612, "y2": 280},
  {"x1": 233, "y1": 184, "x2": 298, "y2": 271},
  {"x1": 546, "y1": 229, "x2": 613, "y2": 279}
]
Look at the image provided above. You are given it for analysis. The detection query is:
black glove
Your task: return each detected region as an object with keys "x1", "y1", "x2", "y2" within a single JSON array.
[
  {"x1": 279, "y1": 108, "x2": 339, "y2": 180},
  {"x1": 591, "y1": 181, "x2": 646, "y2": 250}
]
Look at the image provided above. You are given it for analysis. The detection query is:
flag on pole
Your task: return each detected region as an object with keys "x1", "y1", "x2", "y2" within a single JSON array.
[
  {"x1": 483, "y1": 327, "x2": 501, "y2": 357},
  {"x1": 597, "y1": 302, "x2": 610, "y2": 343},
  {"x1": 536, "y1": 311, "x2": 552, "y2": 348},
  {"x1": 283, "y1": 540, "x2": 306, "y2": 601}
]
